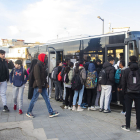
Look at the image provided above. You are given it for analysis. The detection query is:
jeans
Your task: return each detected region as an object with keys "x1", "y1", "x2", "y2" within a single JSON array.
[
  {"x1": 95, "y1": 91, "x2": 101, "y2": 106},
  {"x1": 73, "y1": 85, "x2": 84, "y2": 106},
  {"x1": 63, "y1": 83, "x2": 66, "y2": 100},
  {"x1": 54, "y1": 81, "x2": 63, "y2": 99},
  {"x1": 0, "y1": 81, "x2": 7, "y2": 106},
  {"x1": 108, "y1": 93, "x2": 112, "y2": 111},
  {"x1": 27, "y1": 87, "x2": 53, "y2": 115},
  {"x1": 13, "y1": 84, "x2": 25, "y2": 110},
  {"x1": 125, "y1": 93, "x2": 140, "y2": 128},
  {"x1": 87, "y1": 88, "x2": 97, "y2": 107},
  {"x1": 100, "y1": 85, "x2": 112, "y2": 110}
]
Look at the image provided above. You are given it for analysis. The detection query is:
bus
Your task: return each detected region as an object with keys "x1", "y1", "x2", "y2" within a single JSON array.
[{"x1": 27, "y1": 31, "x2": 140, "y2": 67}]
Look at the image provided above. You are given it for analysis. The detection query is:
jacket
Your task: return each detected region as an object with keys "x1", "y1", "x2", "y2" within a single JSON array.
[
  {"x1": 10, "y1": 66, "x2": 28, "y2": 87},
  {"x1": 88, "y1": 62, "x2": 98, "y2": 78},
  {"x1": 0, "y1": 58, "x2": 9, "y2": 82},
  {"x1": 122, "y1": 62, "x2": 139, "y2": 94},
  {"x1": 118, "y1": 67, "x2": 126, "y2": 89},
  {"x1": 65, "y1": 67, "x2": 74, "y2": 86},
  {"x1": 78, "y1": 66, "x2": 86, "y2": 85},
  {"x1": 33, "y1": 54, "x2": 47, "y2": 89},
  {"x1": 103, "y1": 62, "x2": 115, "y2": 85}
]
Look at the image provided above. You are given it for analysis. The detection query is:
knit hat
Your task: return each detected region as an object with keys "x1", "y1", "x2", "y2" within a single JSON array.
[
  {"x1": 15, "y1": 60, "x2": 22, "y2": 65},
  {"x1": 0, "y1": 50, "x2": 5, "y2": 54}
]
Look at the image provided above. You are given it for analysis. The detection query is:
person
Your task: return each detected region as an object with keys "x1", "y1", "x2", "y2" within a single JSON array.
[
  {"x1": 26, "y1": 53, "x2": 59, "y2": 118},
  {"x1": 99, "y1": 56, "x2": 115, "y2": 113},
  {"x1": 95, "y1": 59, "x2": 102, "y2": 109},
  {"x1": 121, "y1": 56, "x2": 140, "y2": 132},
  {"x1": 10, "y1": 60, "x2": 28, "y2": 114},
  {"x1": 64, "y1": 62, "x2": 74, "y2": 110},
  {"x1": 0, "y1": 50, "x2": 10, "y2": 112},
  {"x1": 86, "y1": 60, "x2": 98, "y2": 111},
  {"x1": 28, "y1": 59, "x2": 38, "y2": 99},
  {"x1": 53, "y1": 61, "x2": 63, "y2": 101},
  {"x1": 117, "y1": 60, "x2": 126, "y2": 115},
  {"x1": 72, "y1": 61, "x2": 86, "y2": 111}
]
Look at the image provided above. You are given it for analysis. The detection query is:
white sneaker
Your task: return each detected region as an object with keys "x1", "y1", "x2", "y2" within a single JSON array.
[
  {"x1": 95, "y1": 106, "x2": 100, "y2": 110},
  {"x1": 77, "y1": 107, "x2": 84, "y2": 111},
  {"x1": 136, "y1": 129, "x2": 140, "y2": 133},
  {"x1": 120, "y1": 111, "x2": 126, "y2": 115},
  {"x1": 64, "y1": 106, "x2": 68, "y2": 109},
  {"x1": 91, "y1": 106, "x2": 96, "y2": 111},
  {"x1": 49, "y1": 96, "x2": 51, "y2": 99},
  {"x1": 88, "y1": 107, "x2": 91, "y2": 111},
  {"x1": 68, "y1": 107, "x2": 72, "y2": 110},
  {"x1": 72, "y1": 106, "x2": 77, "y2": 111}
]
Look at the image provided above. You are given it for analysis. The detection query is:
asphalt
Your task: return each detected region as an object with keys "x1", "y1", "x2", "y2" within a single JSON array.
[{"x1": 0, "y1": 83, "x2": 140, "y2": 140}]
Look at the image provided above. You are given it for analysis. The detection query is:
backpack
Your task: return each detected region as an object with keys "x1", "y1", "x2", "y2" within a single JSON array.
[
  {"x1": 51, "y1": 67, "x2": 58, "y2": 80},
  {"x1": 71, "y1": 69, "x2": 83, "y2": 91},
  {"x1": 98, "y1": 69, "x2": 108, "y2": 85},
  {"x1": 29, "y1": 69, "x2": 35, "y2": 87},
  {"x1": 85, "y1": 71, "x2": 97, "y2": 89},
  {"x1": 64, "y1": 73, "x2": 69, "y2": 83},
  {"x1": 115, "y1": 69, "x2": 121, "y2": 84},
  {"x1": 127, "y1": 69, "x2": 140, "y2": 93},
  {"x1": 57, "y1": 71, "x2": 62, "y2": 81}
]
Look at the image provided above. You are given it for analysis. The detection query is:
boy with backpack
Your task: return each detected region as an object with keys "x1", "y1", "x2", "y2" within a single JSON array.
[
  {"x1": 10, "y1": 60, "x2": 28, "y2": 114},
  {"x1": 117, "y1": 60, "x2": 126, "y2": 115},
  {"x1": 121, "y1": 56, "x2": 140, "y2": 132},
  {"x1": 99, "y1": 56, "x2": 115, "y2": 113},
  {"x1": 85, "y1": 60, "x2": 98, "y2": 111},
  {"x1": 72, "y1": 61, "x2": 86, "y2": 111}
]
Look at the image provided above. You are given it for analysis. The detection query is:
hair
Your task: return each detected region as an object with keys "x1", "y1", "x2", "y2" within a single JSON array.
[
  {"x1": 64, "y1": 66, "x2": 70, "y2": 74},
  {"x1": 79, "y1": 60, "x2": 83, "y2": 65},
  {"x1": 65, "y1": 58, "x2": 70, "y2": 63},
  {"x1": 15, "y1": 60, "x2": 22, "y2": 66},
  {"x1": 0, "y1": 50, "x2": 5, "y2": 54},
  {"x1": 120, "y1": 60, "x2": 125, "y2": 67},
  {"x1": 108, "y1": 56, "x2": 114, "y2": 62},
  {"x1": 120, "y1": 56, "x2": 123, "y2": 61},
  {"x1": 29, "y1": 59, "x2": 38, "y2": 73},
  {"x1": 129, "y1": 55, "x2": 137, "y2": 62},
  {"x1": 75, "y1": 63, "x2": 79, "y2": 74},
  {"x1": 69, "y1": 62, "x2": 73, "y2": 67},
  {"x1": 56, "y1": 60, "x2": 61, "y2": 66},
  {"x1": 87, "y1": 56, "x2": 91, "y2": 62}
]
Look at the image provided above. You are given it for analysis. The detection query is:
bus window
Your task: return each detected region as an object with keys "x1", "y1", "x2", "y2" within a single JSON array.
[{"x1": 128, "y1": 41, "x2": 138, "y2": 58}]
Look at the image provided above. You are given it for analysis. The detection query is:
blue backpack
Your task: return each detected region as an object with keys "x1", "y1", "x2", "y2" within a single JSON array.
[{"x1": 115, "y1": 69, "x2": 121, "y2": 84}]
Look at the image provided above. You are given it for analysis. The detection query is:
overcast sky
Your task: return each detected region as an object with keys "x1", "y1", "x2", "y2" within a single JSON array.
[{"x1": 0, "y1": 0, "x2": 140, "y2": 43}]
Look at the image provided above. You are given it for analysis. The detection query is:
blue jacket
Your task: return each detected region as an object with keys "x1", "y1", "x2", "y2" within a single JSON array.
[
  {"x1": 10, "y1": 67, "x2": 28, "y2": 87},
  {"x1": 88, "y1": 62, "x2": 98, "y2": 78}
]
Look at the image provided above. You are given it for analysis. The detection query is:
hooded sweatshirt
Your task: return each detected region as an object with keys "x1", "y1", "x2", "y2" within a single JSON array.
[
  {"x1": 88, "y1": 62, "x2": 98, "y2": 78},
  {"x1": 102, "y1": 61, "x2": 115, "y2": 85},
  {"x1": 33, "y1": 53, "x2": 47, "y2": 89},
  {"x1": 10, "y1": 66, "x2": 28, "y2": 87}
]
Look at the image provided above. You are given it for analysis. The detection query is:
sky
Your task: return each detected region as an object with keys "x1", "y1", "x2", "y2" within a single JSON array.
[{"x1": 0, "y1": 0, "x2": 140, "y2": 43}]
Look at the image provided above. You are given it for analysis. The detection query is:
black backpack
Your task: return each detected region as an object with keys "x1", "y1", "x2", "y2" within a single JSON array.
[
  {"x1": 51, "y1": 67, "x2": 58, "y2": 80},
  {"x1": 98, "y1": 68, "x2": 108, "y2": 85},
  {"x1": 64, "y1": 73, "x2": 69, "y2": 83},
  {"x1": 127, "y1": 69, "x2": 140, "y2": 93},
  {"x1": 71, "y1": 69, "x2": 83, "y2": 91}
]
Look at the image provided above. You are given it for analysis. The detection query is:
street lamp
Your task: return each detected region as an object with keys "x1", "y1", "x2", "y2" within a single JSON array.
[{"x1": 97, "y1": 16, "x2": 104, "y2": 34}]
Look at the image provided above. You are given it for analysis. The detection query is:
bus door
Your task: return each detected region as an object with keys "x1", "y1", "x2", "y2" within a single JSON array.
[
  {"x1": 56, "y1": 50, "x2": 63, "y2": 62},
  {"x1": 105, "y1": 45, "x2": 125, "y2": 64}
]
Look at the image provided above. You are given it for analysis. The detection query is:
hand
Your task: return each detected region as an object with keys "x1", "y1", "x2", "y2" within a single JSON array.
[
  {"x1": 38, "y1": 89, "x2": 42, "y2": 93},
  {"x1": 11, "y1": 83, "x2": 13, "y2": 85}
]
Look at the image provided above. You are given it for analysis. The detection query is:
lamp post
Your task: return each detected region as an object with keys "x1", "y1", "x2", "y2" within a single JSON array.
[{"x1": 97, "y1": 16, "x2": 104, "y2": 34}]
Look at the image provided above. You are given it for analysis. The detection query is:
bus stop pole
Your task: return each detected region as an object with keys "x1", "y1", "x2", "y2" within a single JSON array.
[{"x1": 47, "y1": 47, "x2": 57, "y2": 96}]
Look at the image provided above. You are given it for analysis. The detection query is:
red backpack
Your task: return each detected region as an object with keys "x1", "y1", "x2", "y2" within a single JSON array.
[{"x1": 57, "y1": 72, "x2": 62, "y2": 81}]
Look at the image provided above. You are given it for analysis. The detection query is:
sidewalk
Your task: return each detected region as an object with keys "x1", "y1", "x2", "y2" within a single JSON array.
[{"x1": 0, "y1": 83, "x2": 140, "y2": 140}]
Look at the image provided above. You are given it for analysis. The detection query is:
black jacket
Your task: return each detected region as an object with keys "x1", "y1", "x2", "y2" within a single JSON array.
[
  {"x1": 122, "y1": 62, "x2": 139, "y2": 94},
  {"x1": 103, "y1": 62, "x2": 115, "y2": 85},
  {"x1": 118, "y1": 67, "x2": 126, "y2": 89},
  {"x1": 0, "y1": 58, "x2": 9, "y2": 82}
]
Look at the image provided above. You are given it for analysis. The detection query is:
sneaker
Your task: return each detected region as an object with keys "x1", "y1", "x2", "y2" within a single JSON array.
[
  {"x1": 121, "y1": 125, "x2": 130, "y2": 132},
  {"x1": 95, "y1": 106, "x2": 100, "y2": 110},
  {"x1": 3, "y1": 105, "x2": 9, "y2": 112},
  {"x1": 49, "y1": 96, "x2": 51, "y2": 99},
  {"x1": 99, "y1": 108, "x2": 104, "y2": 112},
  {"x1": 68, "y1": 107, "x2": 72, "y2": 110},
  {"x1": 64, "y1": 106, "x2": 68, "y2": 109},
  {"x1": 72, "y1": 106, "x2": 77, "y2": 111},
  {"x1": 81, "y1": 106, "x2": 87, "y2": 109},
  {"x1": 26, "y1": 112, "x2": 35, "y2": 118},
  {"x1": 13, "y1": 104, "x2": 17, "y2": 110},
  {"x1": 84, "y1": 104, "x2": 88, "y2": 107},
  {"x1": 49, "y1": 111, "x2": 59, "y2": 118},
  {"x1": 91, "y1": 106, "x2": 96, "y2": 111},
  {"x1": 19, "y1": 110, "x2": 23, "y2": 115},
  {"x1": 77, "y1": 107, "x2": 84, "y2": 111},
  {"x1": 56, "y1": 99, "x2": 60, "y2": 101},
  {"x1": 88, "y1": 107, "x2": 91, "y2": 111},
  {"x1": 104, "y1": 110, "x2": 111, "y2": 113},
  {"x1": 59, "y1": 99, "x2": 63, "y2": 102},
  {"x1": 136, "y1": 128, "x2": 140, "y2": 133},
  {"x1": 120, "y1": 111, "x2": 126, "y2": 115}
]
